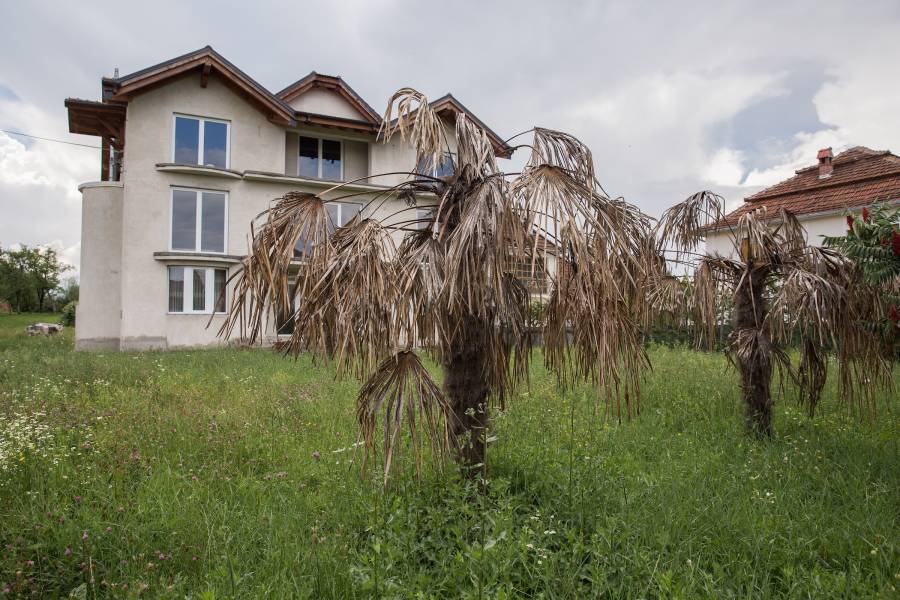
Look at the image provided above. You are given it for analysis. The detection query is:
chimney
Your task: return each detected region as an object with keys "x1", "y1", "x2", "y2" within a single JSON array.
[{"x1": 817, "y1": 147, "x2": 833, "y2": 178}]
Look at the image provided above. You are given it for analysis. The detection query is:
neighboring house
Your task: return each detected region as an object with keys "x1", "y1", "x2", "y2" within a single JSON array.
[
  {"x1": 706, "y1": 146, "x2": 900, "y2": 255},
  {"x1": 66, "y1": 46, "x2": 558, "y2": 350}
]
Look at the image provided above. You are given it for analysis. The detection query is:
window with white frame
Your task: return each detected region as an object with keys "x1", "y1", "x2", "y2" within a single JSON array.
[
  {"x1": 168, "y1": 266, "x2": 227, "y2": 314},
  {"x1": 293, "y1": 201, "x2": 361, "y2": 257},
  {"x1": 171, "y1": 188, "x2": 227, "y2": 254},
  {"x1": 298, "y1": 136, "x2": 342, "y2": 180},
  {"x1": 173, "y1": 115, "x2": 230, "y2": 169}
]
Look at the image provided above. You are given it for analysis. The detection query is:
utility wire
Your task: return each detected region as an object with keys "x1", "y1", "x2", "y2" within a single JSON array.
[{"x1": 0, "y1": 129, "x2": 101, "y2": 149}]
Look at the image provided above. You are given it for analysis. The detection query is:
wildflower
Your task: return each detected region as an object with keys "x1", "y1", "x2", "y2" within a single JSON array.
[
  {"x1": 846, "y1": 215, "x2": 854, "y2": 231},
  {"x1": 73, "y1": 496, "x2": 81, "y2": 503},
  {"x1": 312, "y1": 451, "x2": 321, "y2": 461},
  {"x1": 64, "y1": 548, "x2": 71, "y2": 556},
  {"x1": 862, "y1": 207, "x2": 870, "y2": 222},
  {"x1": 25, "y1": 560, "x2": 34, "y2": 567},
  {"x1": 81, "y1": 531, "x2": 89, "y2": 541},
  {"x1": 105, "y1": 527, "x2": 112, "y2": 534}
]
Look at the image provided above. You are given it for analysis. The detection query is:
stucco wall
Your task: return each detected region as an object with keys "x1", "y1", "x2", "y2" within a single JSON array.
[
  {"x1": 75, "y1": 182, "x2": 124, "y2": 350},
  {"x1": 118, "y1": 73, "x2": 288, "y2": 350},
  {"x1": 287, "y1": 88, "x2": 365, "y2": 120}
]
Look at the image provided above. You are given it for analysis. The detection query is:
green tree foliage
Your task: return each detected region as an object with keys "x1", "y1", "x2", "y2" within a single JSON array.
[
  {"x1": 824, "y1": 205, "x2": 900, "y2": 356},
  {"x1": 0, "y1": 245, "x2": 72, "y2": 312}
]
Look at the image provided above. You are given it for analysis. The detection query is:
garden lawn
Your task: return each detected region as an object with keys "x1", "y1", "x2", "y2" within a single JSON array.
[{"x1": 0, "y1": 313, "x2": 897, "y2": 598}]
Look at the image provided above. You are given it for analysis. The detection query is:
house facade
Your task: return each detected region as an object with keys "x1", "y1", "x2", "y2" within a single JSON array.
[
  {"x1": 66, "y1": 46, "x2": 521, "y2": 351},
  {"x1": 706, "y1": 146, "x2": 900, "y2": 256}
]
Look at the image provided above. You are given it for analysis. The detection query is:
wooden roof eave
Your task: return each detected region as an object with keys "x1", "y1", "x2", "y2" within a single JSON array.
[
  {"x1": 109, "y1": 56, "x2": 295, "y2": 126},
  {"x1": 64, "y1": 98, "x2": 127, "y2": 148}
]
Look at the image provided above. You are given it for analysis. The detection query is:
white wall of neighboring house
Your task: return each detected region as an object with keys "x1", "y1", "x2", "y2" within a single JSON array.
[
  {"x1": 705, "y1": 211, "x2": 853, "y2": 258},
  {"x1": 75, "y1": 72, "x2": 445, "y2": 351}
]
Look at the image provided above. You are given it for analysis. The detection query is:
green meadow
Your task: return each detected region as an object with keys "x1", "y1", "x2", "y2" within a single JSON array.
[{"x1": 0, "y1": 313, "x2": 897, "y2": 598}]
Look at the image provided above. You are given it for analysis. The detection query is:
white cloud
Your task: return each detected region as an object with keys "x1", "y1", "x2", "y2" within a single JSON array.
[
  {"x1": 702, "y1": 148, "x2": 747, "y2": 187},
  {"x1": 0, "y1": 97, "x2": 95, "y2": 263}
]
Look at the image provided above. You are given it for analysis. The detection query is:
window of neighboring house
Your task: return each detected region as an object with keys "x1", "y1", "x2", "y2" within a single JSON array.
[
  {"x1": 168, "y1": 266, "x2": 227, "y2": 314},
  {"x1": 173, "y1": 115, "x2": 230, "y2": 169},
  {"x1": 171, "y1": 188, "x2": 227, "y2": 254},
  {"x1": 293, "y1": 201, "x2": 361, "y2": 257},
  {"x1": 298, "y1": 136, "x2": 343, "y2": 180},
  {"x1": 509, "y1": 256, "x2": 548, "y2": 293},
  {"x1": 416, "y1": 152, "x2": 455, "y2": 180}
]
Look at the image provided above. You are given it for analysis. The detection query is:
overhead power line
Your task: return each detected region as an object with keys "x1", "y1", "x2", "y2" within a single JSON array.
[{"x1": 0, "y1": 129, "x2": 101, "y2": 149}]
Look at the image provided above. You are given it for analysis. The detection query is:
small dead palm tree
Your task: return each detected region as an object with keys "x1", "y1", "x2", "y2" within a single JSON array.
[
  {"x1": 220, "y1": 89, "x2": 652, "y2": 477},
  {"x1": 651, "y1": 191, "x2": 891, "y2": 436}
]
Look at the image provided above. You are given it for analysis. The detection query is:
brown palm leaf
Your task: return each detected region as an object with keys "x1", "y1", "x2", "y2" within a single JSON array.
[{"x1": 357, "y1": 350, "x2": 452, "y2": 480}]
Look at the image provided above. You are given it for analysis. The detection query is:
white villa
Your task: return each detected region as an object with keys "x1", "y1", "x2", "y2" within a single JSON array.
[{"x1": 66, "y1": 46, "x2": 547, "y2": 351}]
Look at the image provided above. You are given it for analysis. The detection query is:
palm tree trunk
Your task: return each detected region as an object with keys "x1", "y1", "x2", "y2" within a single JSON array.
[
  {"x1": 733, "y1": 264, "x2": 773, "y2": 437},
  {"x1": 442, "y1": 315, "x2": 490, "y2": 471}
]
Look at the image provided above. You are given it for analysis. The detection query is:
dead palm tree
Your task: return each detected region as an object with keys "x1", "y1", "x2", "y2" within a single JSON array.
[
  {"x1": 651, "y1": 191, "x2": 891, "y2": 436},
  {"x1": 219, "y1": 89, "x2": 652, "y2": 477}
]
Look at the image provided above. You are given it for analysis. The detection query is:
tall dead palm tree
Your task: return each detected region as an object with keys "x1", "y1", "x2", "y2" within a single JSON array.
[
  {"x1": 651, "y1": 191, "x2": 891, "y2": 436},
  {"x1": 220, "y1": 89, "x2": 652, "y2": 477}
]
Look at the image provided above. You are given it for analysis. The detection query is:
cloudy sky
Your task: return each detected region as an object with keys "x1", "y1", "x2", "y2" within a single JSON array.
[{"x1": 2, "y1": 0, "x2": 899, "y2": 273}]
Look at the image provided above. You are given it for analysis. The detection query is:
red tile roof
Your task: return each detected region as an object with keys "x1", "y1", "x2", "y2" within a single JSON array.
[{"x1": 715, "y1": 146, "x2": 900, "y2": 227}]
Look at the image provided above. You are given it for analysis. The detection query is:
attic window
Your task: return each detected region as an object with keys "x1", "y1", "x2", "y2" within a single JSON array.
[
  {"x1": 173, "y1": 115, "x2": 230, "y2": 169},
  {"x1": 298, "y1": 136, "x2": 343, "y2": 180}
]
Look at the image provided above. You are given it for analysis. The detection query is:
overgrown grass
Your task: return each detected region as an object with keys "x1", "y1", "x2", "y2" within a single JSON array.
[{"x1": 0, "y1": 314, "x2": 897, "y2": 598}]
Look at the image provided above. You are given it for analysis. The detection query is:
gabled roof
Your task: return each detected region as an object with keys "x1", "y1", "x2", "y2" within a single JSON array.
[
  {"x1": 277, "y1": 72, "x2": 381, "y2": 124},
  {"x1": 714, "y1": 146, "x2": 900, "y2": 228},
  {"x1": 104, "y1": 46, "x2": 295, "y2": 126},
  {"x1": 428, "y1": 94, "x2": 514, "y2": 159}
]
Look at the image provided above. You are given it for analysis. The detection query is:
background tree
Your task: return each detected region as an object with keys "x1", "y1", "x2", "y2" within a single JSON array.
[
  {"x1": 0, "y1": 245, "x2": 71, "y2": 312},
  {"x1": 824, "y1": 205, "x2": 900, "y2": 358},
  {"x1": 221, "y1": 89, "x2": 652, "y2": 477},
  {"x1": 650, "y1": 192, "x2": 891, "y2": 436}
]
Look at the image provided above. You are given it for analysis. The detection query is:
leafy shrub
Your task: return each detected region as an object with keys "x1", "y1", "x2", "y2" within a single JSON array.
[
  {"x1": 59, "y1": 301, "x2": 77, "y2": 327},
  {"x1": 825, "y1": 205, "x2": 899, "y2": 357}
]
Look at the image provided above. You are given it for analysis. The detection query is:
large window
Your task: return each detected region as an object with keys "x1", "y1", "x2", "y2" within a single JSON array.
[
  {"x1": 298, "y1": 136, "x2": 342, "y2": 180},
  {"x1": 168, "y1": 266, "x2": 227, "y2": 314},
  {"x1": 293, "y1": 201, "x2": 361, "y2": 257},
  {"x1": 173, "y1": 115, "x2": 230, "y2": 169},
  {"x1": 171, "y1": 188, "x2": 227, "y2": 254}
]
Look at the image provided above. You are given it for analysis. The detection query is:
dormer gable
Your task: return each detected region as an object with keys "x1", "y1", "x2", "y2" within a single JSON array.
[{"x1": 278, "y1": 72, "x2": 380, "y2": 125}]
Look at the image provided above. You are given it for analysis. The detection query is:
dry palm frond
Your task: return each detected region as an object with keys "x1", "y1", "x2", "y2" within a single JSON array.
[
  {"x1": 290, "y1": 217, "x2": 398, "y2": 378},
  {"x1": 655, "y1": 191, "x2": 724, "y2": 256},
  {"x1": 394, "y1": 228, "x2": 446, "y2": 349},
  {"x1": 379, "y1": 88, "x2": 445, "y2": 175},
  {"x1": 218, "y1": 192, "x2": 331, "y2": 344},
  {"x1": 774, "y1": 208, "x2": 807, "y2": 256},
  {"x1": 734, "y1": 208, "x2": 782, "y2": 265},
  {"x1": 454, "y1": 113, "x2": 499, "y2": 179},
  {"x1": 357, "y1": 350, "x2": 452, "y2": 480}
]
